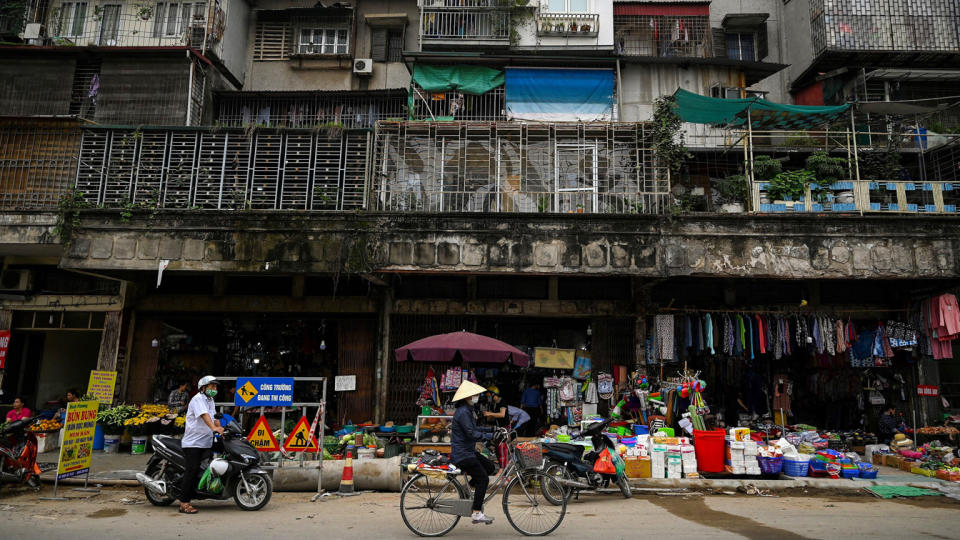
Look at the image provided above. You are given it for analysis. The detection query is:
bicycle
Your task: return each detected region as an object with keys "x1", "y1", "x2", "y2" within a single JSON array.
[{"x1": 400, "y1": 428, "x2": 566, "y2": 537}]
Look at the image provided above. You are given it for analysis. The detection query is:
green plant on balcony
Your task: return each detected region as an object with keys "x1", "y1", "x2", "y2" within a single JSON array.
[
  {"x1": 55, "y1": 188, "x2": 92, "y2": 247},
  {"x1": 767, "y1": 169, "x2": 815, "y2": 202},
  {"x1": 716, "y1": 174, "x2": 748, "y2": 205},
  {"x1": 133, "y1": 3, "x2": 153, "y2": 20},
  {"x1": 651, "y1": 95, "x2": 691, "y2": 177},
  {"x1": 752, "y1": 155, "x2": 781, "y2": 181},
  {"x1": 805, "y1": 151, "x2": 846, "y2": 184}
]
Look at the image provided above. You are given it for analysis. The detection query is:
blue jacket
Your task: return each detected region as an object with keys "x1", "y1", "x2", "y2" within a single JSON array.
[{"x1": 450, "y1": 403, "x2": 493, "y2": 464}]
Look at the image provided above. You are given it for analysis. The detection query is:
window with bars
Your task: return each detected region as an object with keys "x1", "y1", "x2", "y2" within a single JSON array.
[
  {"x1": 298, "y1": 27, "x2": 349, "y2": 55},
  {"x1": 153, "y1": 2, "x2": 204, "y2": 38},
  {"x1": 371, "y1": 28, "x2": 404, "y2": 62},
  {"x1": 57, "y1": 2, "x2": 88, "y2": 37},
  {"x1": 725, "y1": 32, "x2": 756, "y2": 61}
]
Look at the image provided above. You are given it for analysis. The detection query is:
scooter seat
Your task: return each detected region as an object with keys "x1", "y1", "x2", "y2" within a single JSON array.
[
  {"x1": 155, "y1": 435, "x2": 182, "y2": 451},
  {"x1": 544, "y1": 442, "x2": 584, "y2": 457}
]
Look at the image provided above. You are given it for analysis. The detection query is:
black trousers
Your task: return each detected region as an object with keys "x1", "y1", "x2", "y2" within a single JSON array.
[
  {"x1": 180, "y1": 447, "x2": 210, "y2": 503},
  {"x1": 521, "y1": 407, "x2": 540, "y2": 436},
  {"x1": 455, "y1": 452, "x2": 496, "y2": 512}
]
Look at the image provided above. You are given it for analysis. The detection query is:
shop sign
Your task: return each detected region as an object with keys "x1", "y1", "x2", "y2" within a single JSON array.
[
  {"x1": 917, "y1": 385, "x2": 940, "y2": 397},
  {"x1": 234, "y1": 377, "x2": 294, "y2": 407},
  {"x1": 282, "y1": 416, "x2": 319, "y2": 452},
  {"x1": 87, "y1": 370, "x2": 117, "y2": 405},
  {"x1": 57, "y1": 400, "x2": 98, "y2": 480},
  {"x1": 0, "y1": 330, "x2": 9, "y2": 369},
  {"x1": 335, "y1": 375, "x2": 356, "y2": 391},
  {"x1": 246, "y1": 415, "x2": 280, "y2": 452},
  {"x1": 534, "y1": 347, "x2": 576, "y2": 369}
]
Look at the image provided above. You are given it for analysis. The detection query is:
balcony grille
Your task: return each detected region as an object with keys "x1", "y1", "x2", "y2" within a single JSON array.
[
  {"x1": 614, "y1": 14, "x2": 711, "y2": 57},
  {"x1": 810, "y1": 0, "x2": 960, "y2": 54}
]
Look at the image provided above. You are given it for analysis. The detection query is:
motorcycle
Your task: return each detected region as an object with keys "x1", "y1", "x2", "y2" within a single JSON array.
[
  {"x1": 542, "y1": 418, "x2": 632, "y2": 501},
  {"x1": 136, "y1": 415, "x2": 273, "y2": 511},
  {"x1": 0, "y1": 417, "x2": 42, "y2": 489}
]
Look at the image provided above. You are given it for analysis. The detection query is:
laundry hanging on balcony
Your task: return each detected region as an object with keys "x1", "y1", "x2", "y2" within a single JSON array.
[
  {"x1": 671, "y1": 88, "x2": 850, "y2": 129},
  {"x1": 412, "y1": 65, "x2": 505, "y2": 95},
  {"x1": 505, "y1": 68, "x2": 615, "y2": 122}
]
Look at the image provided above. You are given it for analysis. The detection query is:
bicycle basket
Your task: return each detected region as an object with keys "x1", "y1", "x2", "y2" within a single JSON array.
[{"x1": 516, "y1": 441, "x2": 545, "y2": 470}]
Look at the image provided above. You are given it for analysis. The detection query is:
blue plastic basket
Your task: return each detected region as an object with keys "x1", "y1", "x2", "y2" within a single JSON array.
[
  {"x1": 758, "y1": 456, "x2": 783, "y2": 474},
  {"x1": 858, "y1": 469, "x2": 878, "y2": 479},
  {"x1": 841, "y1": 467, "x2": 859, "y2": 479},
  {"x1": 783, "y1": 458, "x2": 809, "y2": 477},
  {"x1": 633, "y1": 425, "x2": 649, "y2": 436}
]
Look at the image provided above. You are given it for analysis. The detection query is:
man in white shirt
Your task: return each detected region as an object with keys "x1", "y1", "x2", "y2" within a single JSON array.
[{"x1": 178, "y1": 375, "x2": 224, "y2": 514}]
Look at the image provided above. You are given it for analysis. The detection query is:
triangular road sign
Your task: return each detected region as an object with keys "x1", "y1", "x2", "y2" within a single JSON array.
[
  {"x1": 282, "y1": 416, "x2": 319, "y2": 452},
  {"x1": 246, "y1": 415, "x2": 280, "y2": 452}
]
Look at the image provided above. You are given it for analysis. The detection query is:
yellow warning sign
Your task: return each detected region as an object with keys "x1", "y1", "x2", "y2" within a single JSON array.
[
  {"x1": 237, "y1": 380, "x2": 258, "y2": 404},
  {"x1": 246, "y1": 415, "x2": 280, "y2": 452},
  {"x1": 282, "y1": 416, "x2": 319, "y2": 452}
]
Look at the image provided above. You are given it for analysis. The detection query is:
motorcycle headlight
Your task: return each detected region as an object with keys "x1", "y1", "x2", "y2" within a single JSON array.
[{"x1": 240, "y1": 453, "x2": 258, "y2": 465}]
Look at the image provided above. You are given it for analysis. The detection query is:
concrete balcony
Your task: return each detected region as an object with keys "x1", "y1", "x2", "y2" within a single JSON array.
[{"x1": 537, "y1": 12, "x2": 599, "y2": 38}]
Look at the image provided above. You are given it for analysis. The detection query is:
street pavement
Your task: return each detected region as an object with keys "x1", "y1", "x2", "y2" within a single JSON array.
[{"x1": 1, "y1": 483, "x2": 958, "y2": 540}]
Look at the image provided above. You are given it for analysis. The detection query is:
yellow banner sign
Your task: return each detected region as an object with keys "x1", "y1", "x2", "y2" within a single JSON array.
[
  {"x1": 87, "y1": 370, "x2": 118, "y2": 405},
  {"x1": 534, "y1": 347, "x2": 576, "y2": 369},
  {"x1": 57, "y1": 400, "x2": 98, "y2": 480}
]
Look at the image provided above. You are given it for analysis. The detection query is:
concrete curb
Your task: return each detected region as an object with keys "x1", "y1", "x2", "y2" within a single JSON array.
[{"x1": 626, "y1": 477, "x2": 947, "y2": 491}]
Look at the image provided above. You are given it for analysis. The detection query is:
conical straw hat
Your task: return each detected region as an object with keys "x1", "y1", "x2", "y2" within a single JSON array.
[{"x1": 452, "y1": 380, "x2": 487, "y2": 402}]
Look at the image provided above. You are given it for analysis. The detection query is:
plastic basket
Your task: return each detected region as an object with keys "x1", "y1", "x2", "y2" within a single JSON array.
[
  {"x1": 758, "y1": 456, "x2": 783, "y2": 474},
  {"x1": 633, "y1": 424, "x2": 650, "y2": 436},
  {"x1": 516, "y1": 442, "x2": 544, "y2": 470},
  {"x1": 783, "y1": 458, "x2": 809, "y2": 477},
  {"x1": 841, "y1": 467, "x2": 859, "y2": 479}
]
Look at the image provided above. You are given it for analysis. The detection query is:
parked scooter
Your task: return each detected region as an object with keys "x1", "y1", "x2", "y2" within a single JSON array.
[
  {"x1": 136, "y1": 415, "x2": 273, "y2": 511},
  {"x1": 0, "y1": 417, "x2": 42, "y2": 489},
  {"x1": 542, "y1": 418, "x2": 632, "y2": 500}
]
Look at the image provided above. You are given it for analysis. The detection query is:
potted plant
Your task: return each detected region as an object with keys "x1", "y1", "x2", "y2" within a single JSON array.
[
  {"x1": 767, "y1": 169, "x2": 815, "y2": 206},
  {"x1": 98, "y1": 405, "x2": 138, "y2": 453},
  {"x1": 805, "y1": 151, "x2": 849, "y2": 205},
  {"x1": 569, "y1": 22, "x2": 578, "y2": 32},
  {"x1": 716, "y1": 174, "x2": 748, "y2": 213},
  {"x1": 554, "y1": 22, "x2": 565, "y2": 33},
  {"x1": 580, "y1": 24, "x2": 591, "y2": 33}
]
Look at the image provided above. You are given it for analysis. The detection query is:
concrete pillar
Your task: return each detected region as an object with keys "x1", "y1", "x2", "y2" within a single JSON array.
[{"x1": 374, "y1": 286, "x2": 393, "y2": 424}]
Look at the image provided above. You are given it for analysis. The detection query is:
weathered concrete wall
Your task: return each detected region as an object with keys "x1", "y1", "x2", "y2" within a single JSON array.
[{"x1": 46, "y1": 211, "x2": 960, "y2": 279}]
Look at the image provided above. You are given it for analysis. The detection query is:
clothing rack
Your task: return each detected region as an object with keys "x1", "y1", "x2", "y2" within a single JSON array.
[{"x1": 656, "y1": 307, "x2": 908, "y2": 315}]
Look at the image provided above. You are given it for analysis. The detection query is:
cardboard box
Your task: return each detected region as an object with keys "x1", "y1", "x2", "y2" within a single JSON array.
[
  {"x1": 899, "y1": 459, "x2": 915, "y2": 472},
  {"x1": 624, "y1": 457, "x2": 652, "y2": 479},
  {"x1": 872, "y1": 453, "x2": 884, "y2": 466},
  {"x1": 883, "y1": 455, "x2": 901, "y2": 467}
]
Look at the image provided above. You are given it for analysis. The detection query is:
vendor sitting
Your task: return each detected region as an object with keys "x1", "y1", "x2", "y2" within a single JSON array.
[
  {"x1": 5, "y1": 397, "x2": 31, "y2": 422},
  {"x1": 483, "y1": 386, "x2": 530, "y2": 434},
  {"x1": 58, "y1": 389, "x2": 81, "y2": 423},
  {"x1": 879, "y1": 406, "x2": 907, "y2": 443}
]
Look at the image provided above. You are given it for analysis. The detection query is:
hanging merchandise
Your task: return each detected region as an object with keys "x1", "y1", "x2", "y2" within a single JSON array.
[
  {"x1": 546, "y1": 387, "x2": 561, "y2": 420},
  {"x1": 597, "y1": 372, "x2": 615, "y2": 400},
  {"x1": 653, "y1": 314, "x2": 675, "y2": 361},
  {"x1": 573, "y1": 352, "x2": 592, "y2": 380},
  {"x1": 558, "y1": 377, "x2": 577, "y2": 403},
  {"x1": 584, "y1": 380, "x2": 598, "y2": 404},
  {"x1": 543, "y1": 376, "x2": 560, "y2": 389}
]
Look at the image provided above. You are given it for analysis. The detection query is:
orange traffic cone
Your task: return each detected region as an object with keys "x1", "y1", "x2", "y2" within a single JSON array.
[{"x1": 339, "y1": 447, "x2": 355, "y2": 495}]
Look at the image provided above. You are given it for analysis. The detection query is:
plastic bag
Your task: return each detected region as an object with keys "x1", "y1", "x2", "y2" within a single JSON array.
[
  {"x1": 573, "y1": 354, "x2": 592, "y2": 380},
  {"x1": 593, "y1": 448, "x2": 616, "y2": 474}
]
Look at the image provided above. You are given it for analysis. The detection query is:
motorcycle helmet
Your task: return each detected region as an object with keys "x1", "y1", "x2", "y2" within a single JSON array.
[{"x1": 198, "y1": 375, "x2": 219, "y2": 389}]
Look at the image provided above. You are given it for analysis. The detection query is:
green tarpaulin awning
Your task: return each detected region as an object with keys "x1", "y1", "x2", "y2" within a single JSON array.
[
  {"x1": 412, "y1": 65, "x2": 505, "y2": 96},
  {"x1": 672, "y1": 88, "x2": 851, "y2": 129}
]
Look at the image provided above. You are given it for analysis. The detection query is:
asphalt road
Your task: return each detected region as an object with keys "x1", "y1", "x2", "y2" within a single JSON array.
[{"x1": 1, "y1": 484, "x2": 958, "y2": 540}]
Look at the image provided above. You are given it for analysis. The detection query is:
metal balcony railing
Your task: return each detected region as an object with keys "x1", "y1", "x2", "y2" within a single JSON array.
[
  {"x1": 45, "y1": 3, "x2": 209, "y2": 48},
  {"x1": 538, "y1": 13, "x2": 599, "y2": 37},
  {"x1": 614, "y1": 15, "x2": 711, "y2": 58},
  {"x1": 810, "y1": 0, "x2": 960, "y2": 55},
  {"x1": 420, "y1": 8, "x2": 510, "y2": 42}
]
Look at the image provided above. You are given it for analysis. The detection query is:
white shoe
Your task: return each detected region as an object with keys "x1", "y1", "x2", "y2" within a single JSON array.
[{"x1": 471, "y1": 511, "x2": 494, "y2": 524}]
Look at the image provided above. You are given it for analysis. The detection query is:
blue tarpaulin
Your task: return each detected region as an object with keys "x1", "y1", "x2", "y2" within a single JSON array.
[{"x1": 505, "y1": 68, "x2": 614, "y2": 122}]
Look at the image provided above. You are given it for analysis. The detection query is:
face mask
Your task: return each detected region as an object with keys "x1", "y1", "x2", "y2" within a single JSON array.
[
  {"x1": 470, "y1": 396, "x2": 480, "y2": 405},
  {"x1": 205, "y1": 389, "x2": 217, "y2": 398}
]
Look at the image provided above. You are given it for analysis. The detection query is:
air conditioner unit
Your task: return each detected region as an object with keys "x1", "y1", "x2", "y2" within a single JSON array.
[
  {"x1": 23, "y1": 23, "x2": 45, "y2": 40},
  {"x1": 187, "y1": 24, "x2": 205, "y2": 47},
  {"x1": 353, "y1": 58, "x2": 373, "y2": 76},
  {"x1": 0, "y1": 269, "x2": 32, "y2": 291}
]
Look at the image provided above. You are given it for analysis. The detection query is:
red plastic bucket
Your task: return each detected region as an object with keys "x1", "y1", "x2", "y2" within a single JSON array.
[{"x1": 694, "y1": 429, "x2": 726, "y2": 473}]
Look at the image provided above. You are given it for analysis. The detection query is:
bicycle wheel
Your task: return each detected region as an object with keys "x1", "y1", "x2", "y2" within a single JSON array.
[
  {"x1": 400, "y1": 473, "x2": 469, "y2": 537},
  {"x1": 542, "y1": 461, "x2": 574, "y2": 503},
  {"x1": 502, "y1": 472, "x2": 566, "y2": 536}
]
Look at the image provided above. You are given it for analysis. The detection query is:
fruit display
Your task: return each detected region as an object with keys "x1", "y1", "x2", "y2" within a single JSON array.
[{"x1": 27, "y1": 419, "x2": 63, "y2": 432}]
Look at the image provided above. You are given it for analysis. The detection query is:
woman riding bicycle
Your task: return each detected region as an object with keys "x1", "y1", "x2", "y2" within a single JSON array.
[{"x1": 450, "y1": 380, "x2": 496, "y2": 525}]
